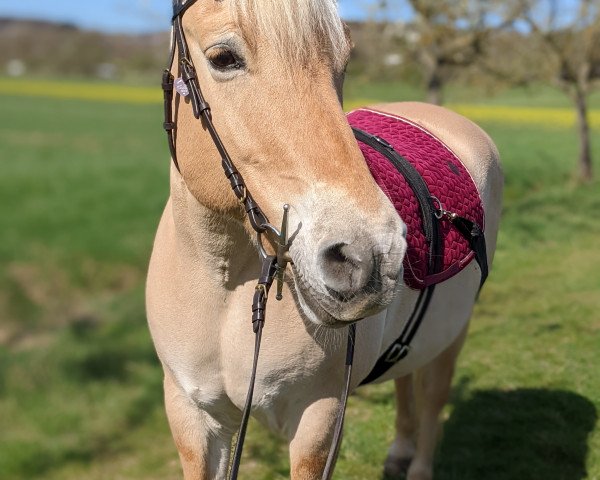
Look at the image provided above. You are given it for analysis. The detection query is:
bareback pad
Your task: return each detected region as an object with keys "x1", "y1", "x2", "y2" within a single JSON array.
[{"x1": 348, "y1": 108, "x2": 485, "y2": 290}]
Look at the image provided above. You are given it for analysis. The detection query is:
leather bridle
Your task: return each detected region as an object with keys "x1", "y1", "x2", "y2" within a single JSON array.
[
  {"x1": 163, "y1": 0, "x2": 273, "y2": 238},
  {"x1": 161, "y1": 2, "x2": 356, "y2": 479}
]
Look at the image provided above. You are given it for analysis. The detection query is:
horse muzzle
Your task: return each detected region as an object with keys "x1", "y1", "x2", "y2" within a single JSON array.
[{"x1": 291, "y1": 220, "x2": 407, "y2": 326}]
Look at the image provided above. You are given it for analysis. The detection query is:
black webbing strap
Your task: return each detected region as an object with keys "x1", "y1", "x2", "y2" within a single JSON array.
[
  {"x1": 360, "y1": 285, "x2": 434, "y2": 385},
  {"x1": 353, "y1": 127, "x2": 487, "y2": 385},
  {"x1": 448, "y1": 215, "x2": 488, "y2": 289}
]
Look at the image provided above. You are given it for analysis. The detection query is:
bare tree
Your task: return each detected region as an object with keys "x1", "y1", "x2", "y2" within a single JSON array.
[
  {"x1": 377, "y1": 0, "x2": 522, "y2": 105},
  {"x1": 520, "y1": 0, "x2": 599, "y2": 181}
]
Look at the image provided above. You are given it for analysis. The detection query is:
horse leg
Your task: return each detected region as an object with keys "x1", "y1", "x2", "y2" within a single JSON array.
[
  {"x1": 405, "y1": 324, "x2": 469, "y2": 480},
  {"x1": 288, "y1": 397, "x2": 340, "y2": 480},
  {"x1": 164, "y1": 371, "x2": 232, "y2": 480},
  {"x1": 383, "y1": 374, "x2": 417, "y2": 478}
]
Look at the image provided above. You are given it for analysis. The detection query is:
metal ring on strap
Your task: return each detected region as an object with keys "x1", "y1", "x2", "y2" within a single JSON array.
[{"x1": 256, "y1": 223, "x2": 282, "y2": 260}]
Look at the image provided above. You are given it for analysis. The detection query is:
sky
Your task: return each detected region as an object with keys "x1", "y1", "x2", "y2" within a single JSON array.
[
  {"x1": 0, "y1": 0, "x2": 581, "y2": 34},
  {"x1": 0, "y1": 0, "x2": 404, "y2": 34}
]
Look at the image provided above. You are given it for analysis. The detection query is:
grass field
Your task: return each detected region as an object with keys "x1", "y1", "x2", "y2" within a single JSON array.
[{"x1": 1, "y1": 78, "x2": 599, "y2": 480}]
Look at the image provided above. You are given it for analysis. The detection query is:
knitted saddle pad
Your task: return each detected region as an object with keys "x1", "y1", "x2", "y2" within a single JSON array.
[{"x1": 348, "y1": 108, "x2": 485, "y2": 290}]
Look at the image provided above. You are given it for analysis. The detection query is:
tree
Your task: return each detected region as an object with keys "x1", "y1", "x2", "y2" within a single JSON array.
[
  {"x1": 376, "y1": 0, "x2": 522, "y2": 105},
  {"x1": 520, "y1": 0, "x2": 599, "y2": 181}
]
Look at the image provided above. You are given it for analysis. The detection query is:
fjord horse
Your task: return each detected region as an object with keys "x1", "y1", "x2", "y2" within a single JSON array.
[{"x1": 146, "y1": 1, "x2": 503, "y2": 479}]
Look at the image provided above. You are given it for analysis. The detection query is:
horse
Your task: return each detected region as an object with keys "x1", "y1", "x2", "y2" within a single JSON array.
[{"x1": 146, "y1": 1, "x2": 503, "y2": 479}]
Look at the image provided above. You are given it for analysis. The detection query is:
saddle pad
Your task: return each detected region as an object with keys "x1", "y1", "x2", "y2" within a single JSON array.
[{"x1": 348, "y1": 108, "x2": 485, "y2": 289}]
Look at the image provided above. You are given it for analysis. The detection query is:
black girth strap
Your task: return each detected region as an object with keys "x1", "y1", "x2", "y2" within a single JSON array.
[
  {"x1": 352, "y1": 128, "x2": 488, "y2": 385},
  {"x1": 360, "y1": 286, "x2": 435, "y2": 385}
]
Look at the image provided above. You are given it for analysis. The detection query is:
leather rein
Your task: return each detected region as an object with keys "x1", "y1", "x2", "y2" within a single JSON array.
[{"x1": 161, "y1": 2, "x2": 356, "y2": 479}]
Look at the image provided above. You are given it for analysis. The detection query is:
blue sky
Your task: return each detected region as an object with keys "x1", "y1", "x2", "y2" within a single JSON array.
[
  {"x1": 0, "y1": 0, "x2": 580, "y2": 34},
  {"x1": 0, "y1": 1, "x2": 400, "y2": 34}
]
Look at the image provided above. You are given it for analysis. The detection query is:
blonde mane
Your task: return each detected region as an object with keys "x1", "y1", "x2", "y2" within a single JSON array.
[{"x1": 228, "y1": 0, "x2": 349, "y2": 70}]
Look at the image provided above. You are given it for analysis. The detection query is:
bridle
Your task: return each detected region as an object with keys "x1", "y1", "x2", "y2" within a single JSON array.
[
  {"x1": 161, "y1": 2, "x2": 356, "y2": 479},
  {"x1": 163, "y1": 0, "x2": 275, "y2": 242}
]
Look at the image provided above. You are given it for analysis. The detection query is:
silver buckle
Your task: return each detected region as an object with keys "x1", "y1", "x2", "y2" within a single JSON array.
[{"x1": 385, "y1": 344, "x2": 410, "y2": 363}]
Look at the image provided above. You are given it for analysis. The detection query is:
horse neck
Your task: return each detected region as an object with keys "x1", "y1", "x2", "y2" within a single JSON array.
[{"x1": 168, "y1": 165, "x2": 257, "y2": 281}]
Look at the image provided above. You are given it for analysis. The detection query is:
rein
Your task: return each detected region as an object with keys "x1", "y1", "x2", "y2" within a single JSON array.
[{"x1": 161, "y1": 2, "x2": 355, "y2": 478}]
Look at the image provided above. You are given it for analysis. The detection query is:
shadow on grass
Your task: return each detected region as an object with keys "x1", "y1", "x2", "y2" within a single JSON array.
[
  {"x1": 62, "y1": 314, "x2": 158, "y2": 383},
  {"x1": 435, "y1": 388, "x2": 597, "y2": 480}
]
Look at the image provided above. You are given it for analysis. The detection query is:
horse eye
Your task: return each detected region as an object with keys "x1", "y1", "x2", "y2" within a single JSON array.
[{"x1": 208, "y1": 49, "x2": 242, "y2": 71}]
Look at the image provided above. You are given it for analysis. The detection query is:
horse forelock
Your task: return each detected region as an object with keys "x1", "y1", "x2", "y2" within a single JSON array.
[{"x1": 227, "y1": 0, "x2": 349, "y2": 70}]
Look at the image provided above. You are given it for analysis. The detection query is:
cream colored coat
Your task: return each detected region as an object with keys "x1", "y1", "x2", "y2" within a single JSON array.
[{"x1": 147, "y1": 101, "x2": 502, "y2": 480}]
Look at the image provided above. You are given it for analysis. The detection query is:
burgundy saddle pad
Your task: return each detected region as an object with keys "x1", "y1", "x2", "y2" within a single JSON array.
[{"x1": 348, "y1": 108, "x2": 485, "y2": 290}]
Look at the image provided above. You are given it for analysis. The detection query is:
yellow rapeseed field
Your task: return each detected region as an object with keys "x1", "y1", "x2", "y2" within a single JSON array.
[
  {"x1": 345, "y1": 98, "x2": 600, "y2": 128},
  {"x1": 2, "y1": 78, "x2": 599, "y2": 128},
  {"x1": 0, "y1": 77, "x2": 159, "y2": 104},
  {"x1": 451, "y1": 104, "x2": 600, "y2": 129}
]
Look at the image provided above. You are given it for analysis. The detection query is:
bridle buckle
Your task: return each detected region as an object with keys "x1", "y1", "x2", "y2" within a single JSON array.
[{"x1": 255, "y1": 283, "x2": 268, "y2": 300}]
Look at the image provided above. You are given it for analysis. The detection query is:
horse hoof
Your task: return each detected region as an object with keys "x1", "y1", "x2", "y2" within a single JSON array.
[{"x1": 383, "y1": 455, "x2": 412, "y2": 479}]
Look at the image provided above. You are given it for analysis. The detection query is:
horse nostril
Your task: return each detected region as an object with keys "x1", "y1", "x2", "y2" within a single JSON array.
[
  {"x1": 324, "y1": 243, "x2": 357, "y2": 266},
  {"x1": 320, "y1": 241, "x2": 376, "y2": 300}
]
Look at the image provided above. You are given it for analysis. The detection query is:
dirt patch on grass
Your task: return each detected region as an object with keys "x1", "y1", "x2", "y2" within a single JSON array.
[{"x1": 8, "y1": 262, "x2": 74, "y2": 311}]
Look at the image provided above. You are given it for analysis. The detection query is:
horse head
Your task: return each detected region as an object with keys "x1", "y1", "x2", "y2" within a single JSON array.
[{"x1": 172, "y1": 0, "x2": 406, "y2": 326}]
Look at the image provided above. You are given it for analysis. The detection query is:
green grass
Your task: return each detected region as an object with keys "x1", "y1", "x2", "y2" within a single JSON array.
[{"x1": 0, "y1": 84, "x2": 599, "y2": 480}]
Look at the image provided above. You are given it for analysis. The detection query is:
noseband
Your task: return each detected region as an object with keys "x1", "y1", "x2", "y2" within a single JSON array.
[{"x1": 161, "y1": 2, "x2": 355, "y2": 479}]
